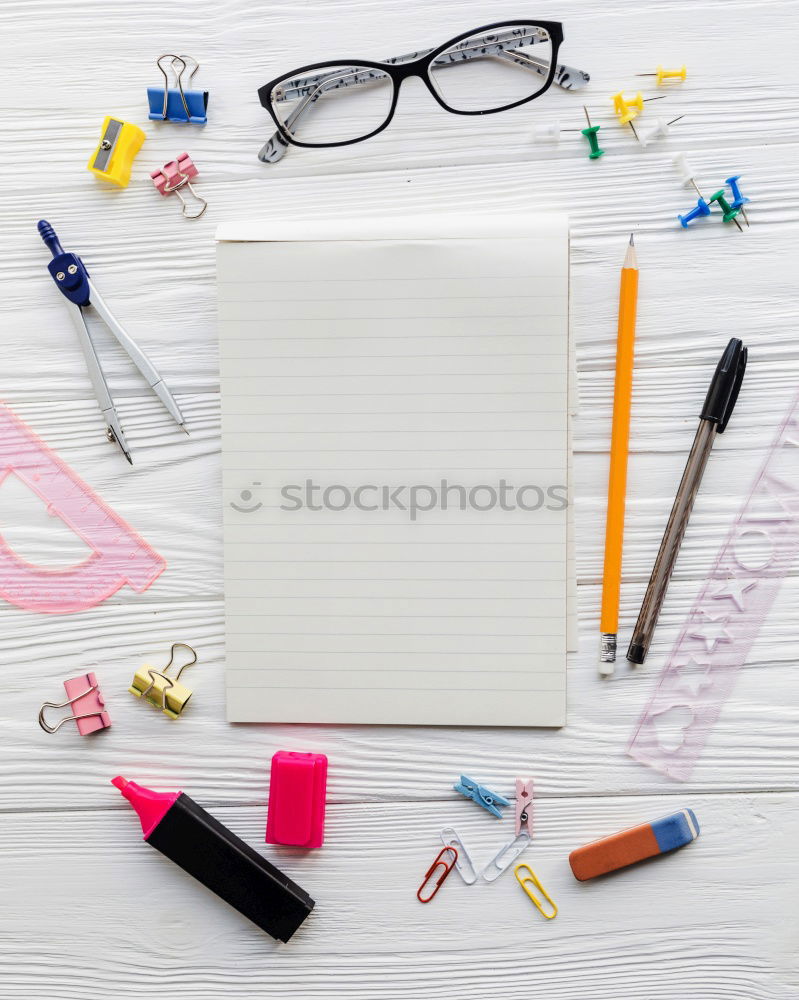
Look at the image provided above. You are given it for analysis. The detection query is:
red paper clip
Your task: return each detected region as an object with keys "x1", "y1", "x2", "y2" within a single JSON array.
[{"x1": 416, "y1": 846, "x2": 458, "y2": 903}]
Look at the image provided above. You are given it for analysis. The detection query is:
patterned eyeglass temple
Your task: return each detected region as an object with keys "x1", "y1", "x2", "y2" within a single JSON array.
[{"x1": 259, "y1": 25, "x2": 589, "y2": 163}]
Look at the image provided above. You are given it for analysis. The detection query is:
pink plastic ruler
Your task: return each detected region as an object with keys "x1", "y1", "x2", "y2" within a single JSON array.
[
  {"x1": 0, "y1": 402, "x2": 165, "y2": 613},
  {"x1": 628, "y1": 391, "x2": 799, "y2": 780}
]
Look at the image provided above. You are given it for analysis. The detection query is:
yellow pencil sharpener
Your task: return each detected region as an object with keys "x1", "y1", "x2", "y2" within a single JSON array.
[
  {"x1": 87, "y1": 116, "x2": 146, "y2": 188},
  {"x1": 129, "y1": 642, "x2": 197, "y2": 719}
]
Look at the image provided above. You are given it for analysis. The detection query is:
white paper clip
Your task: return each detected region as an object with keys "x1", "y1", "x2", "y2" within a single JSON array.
[
  {"x1": 440, "y1": 827, "x2": 478, "y2": 885},
  {"x1": 481, "y1": 833, "x2": 531, "y2": 882}
]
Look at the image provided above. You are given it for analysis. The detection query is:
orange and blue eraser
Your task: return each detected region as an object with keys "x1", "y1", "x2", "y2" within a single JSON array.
[{"x1": 569, "y1": 808, "x2": 699, "y2": 881}]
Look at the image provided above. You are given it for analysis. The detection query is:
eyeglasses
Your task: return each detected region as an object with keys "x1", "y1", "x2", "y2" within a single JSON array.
[{"x1": 258, "y1": 20, "x2": 589, "y2": 162}]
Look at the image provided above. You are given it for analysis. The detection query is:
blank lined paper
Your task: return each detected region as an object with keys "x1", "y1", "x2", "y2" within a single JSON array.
[{"x1": 217, "y1": 215, "x2": 571, "y2": 726}]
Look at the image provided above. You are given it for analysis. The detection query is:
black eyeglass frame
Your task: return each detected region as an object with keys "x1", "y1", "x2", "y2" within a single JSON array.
[{"x1": 258, "y1": 20, "x2": 565, "y2": 150}]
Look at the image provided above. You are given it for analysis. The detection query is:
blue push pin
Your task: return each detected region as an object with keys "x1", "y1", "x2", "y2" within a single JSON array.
[
  {"x1": 678, "y1": 197, "x2": 711, "y2": 228},
  {"x1": 725, "y1": 175, "x2": 750, "y2": 227}
]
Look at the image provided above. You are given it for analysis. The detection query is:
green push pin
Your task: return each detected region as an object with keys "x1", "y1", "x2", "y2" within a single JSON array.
[
  {"x1": 709, "y1": 190, "x2": 744, "y2": 233},
  {"x1": 581, "y1": 106, "x2": 605, "y2": 159}
]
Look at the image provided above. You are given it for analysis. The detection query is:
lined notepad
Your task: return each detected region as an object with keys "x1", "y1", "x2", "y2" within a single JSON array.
[{"x1": 217, "y1": 215, "x2": 572, "y2": 726}]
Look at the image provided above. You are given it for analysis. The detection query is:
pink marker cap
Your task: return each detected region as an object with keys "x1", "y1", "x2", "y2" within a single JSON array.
[{"x1": 265, "y1": 751, "x2": 327, "y2": 849}]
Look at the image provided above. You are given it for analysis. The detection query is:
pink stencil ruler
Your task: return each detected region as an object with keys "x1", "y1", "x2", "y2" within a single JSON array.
[
  {"x1": 628, "y1": 390, "x2": 799, "y2": 780},
  {"x1": 0, "y1": 402, "x2": 165, "y2": 613}
]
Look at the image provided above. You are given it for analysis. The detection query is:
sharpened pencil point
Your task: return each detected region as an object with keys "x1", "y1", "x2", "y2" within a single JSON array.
[{"x1": 623, "y1": 234, "x2": 638, "y2": 269}]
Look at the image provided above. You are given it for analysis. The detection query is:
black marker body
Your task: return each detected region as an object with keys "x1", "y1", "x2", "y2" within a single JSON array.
[
  {"x1": 149, "y1": 793, "x2": 314, "y2": 942},
  {"x1": 113, "y1": 776, "x2": 315, "y2": 943}
]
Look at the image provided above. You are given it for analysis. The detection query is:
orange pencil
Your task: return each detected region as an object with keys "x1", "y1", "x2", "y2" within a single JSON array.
[{"x1": 599, "y1": 234, "x2": 639, "y2": 674}]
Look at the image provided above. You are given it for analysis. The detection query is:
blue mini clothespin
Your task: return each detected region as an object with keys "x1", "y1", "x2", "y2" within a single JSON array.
[
  {"x1": 453, "y1": 775, "x2": 510, "y2": 819},
  {"x1": 148, "y1": 54, "x2": 208, "y2": 125},
  {"x1": 726, "y1": 175, "x2": 751, "y2": 227}
]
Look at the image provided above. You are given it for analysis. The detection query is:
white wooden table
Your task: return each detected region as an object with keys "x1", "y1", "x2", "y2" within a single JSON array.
[{"x1": 2, "y1": 1, "x2": 797, "y2": 996}]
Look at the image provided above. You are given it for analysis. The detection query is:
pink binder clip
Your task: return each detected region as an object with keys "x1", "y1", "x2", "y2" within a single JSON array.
[
  {"x1": 38, "y1": 672, "x2": 111, "y2": 735},
  {"x1": 515, "y1": 778, "x2": 534, "y2": 837},
  {"x1": 150, "y1": 153, "x2": 207, "y2": 219},
  {"x1": 266, "y1": 751, "x2": 328, "y2": 848}
]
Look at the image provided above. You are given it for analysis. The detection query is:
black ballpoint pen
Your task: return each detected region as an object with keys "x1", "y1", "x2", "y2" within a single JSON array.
[{"x1": 627, "y1": 338, "x2": 748, "y2": 665}]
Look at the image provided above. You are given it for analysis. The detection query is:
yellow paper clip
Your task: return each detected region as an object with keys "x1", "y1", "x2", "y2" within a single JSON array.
[
  {"x1": 87, "y1": 116, "x2": 146, "y2": 188},
  {"x1": 129, "y1": 642, "x2": 197, "y2": 719},
  {"x1": 514, "y1": 863, "x2": 558, "y2": 919}
]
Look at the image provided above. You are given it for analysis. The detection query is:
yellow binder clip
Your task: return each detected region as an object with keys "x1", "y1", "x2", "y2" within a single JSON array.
[
  {"x1": 514, "y1": 863, "x2": 558, "y2": 919},
  {"x1": 87, "y1": 116, "x2": 146, "y2": 188},
  {"x1": 129, "y1": 643, "x2": 197, "y2": 719}
]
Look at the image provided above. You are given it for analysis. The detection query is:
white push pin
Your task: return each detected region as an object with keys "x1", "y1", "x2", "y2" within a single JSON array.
[
  {"x1": 532, "y1": 121, "x2": 561, "y2": 143},
  {"x1": 673, "y1": 151, "x2": 697, "y2": 185},
  {"x1": 672, "y1": 150, "x2": 704, "y2": 198},
  {"x1": 638, "y1": 115, "x2": 684, "y2": 148}
]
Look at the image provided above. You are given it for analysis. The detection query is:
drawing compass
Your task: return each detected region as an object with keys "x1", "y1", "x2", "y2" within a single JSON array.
[{"x1": 38, "y1": 219, "x2": 188, "y2": 463}]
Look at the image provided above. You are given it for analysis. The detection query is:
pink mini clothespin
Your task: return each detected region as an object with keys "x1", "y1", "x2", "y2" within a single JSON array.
[
  {"x1": 38, "y1": 672, "x2": 111, "y2": 735},
  {"x1": 515, "y1": 778, "x2": 534, "y2": 837},
  {"x1": 150, "y1": 153, "x2": 207, "y2": 219},
  {"x1": 266, "y1": 751, "x2": 328, "y2": 848}
]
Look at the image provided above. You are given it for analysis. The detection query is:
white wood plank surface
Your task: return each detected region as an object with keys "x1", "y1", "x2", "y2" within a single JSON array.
[{"x1": 1, "y1": 0, "x2": 797, "y2": 996}]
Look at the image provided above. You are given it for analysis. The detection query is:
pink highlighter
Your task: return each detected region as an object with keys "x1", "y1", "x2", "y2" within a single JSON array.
[{"x1": 266, "y1": 751, "x2": 328, "y2": 849}]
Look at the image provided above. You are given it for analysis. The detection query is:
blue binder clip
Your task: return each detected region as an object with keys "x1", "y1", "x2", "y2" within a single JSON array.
[
  {"x1": 148, "y1": 54, "x2": 208, "y2": 125},
  {"x1": 453, "y1": 775, "x2": 510, "y2": 819}
]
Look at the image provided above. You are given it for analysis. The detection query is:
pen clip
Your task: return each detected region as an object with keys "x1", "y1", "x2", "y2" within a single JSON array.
[{"x1": 717, "y1": 345, "x2": 747, "y2": 433}]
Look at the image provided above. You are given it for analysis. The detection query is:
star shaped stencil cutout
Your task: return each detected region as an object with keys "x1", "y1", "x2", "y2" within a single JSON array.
[
  {"x1": 709, "y1": 577, "x2": 757, "y2": 613},
  {"x1": 673, "y1": 656, "x2": 715, "y2": 697},
  {"x1": 688, "y1": 615, "x2": 733, "y2": 655}
]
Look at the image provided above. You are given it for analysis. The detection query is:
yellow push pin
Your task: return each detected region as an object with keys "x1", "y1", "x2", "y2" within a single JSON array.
[
  {"x1": 611, "y1": 91, "x2": 667, "y2": 141},
  {"x1": 129, "y1": 642, "x2": 198, "y2": 719},
  {"x1": 612, "y1": 91, "x2": 644, "y2": 124},
  {"x1": 637, "y1": 65, "x2": 688, "y2": 85}
]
